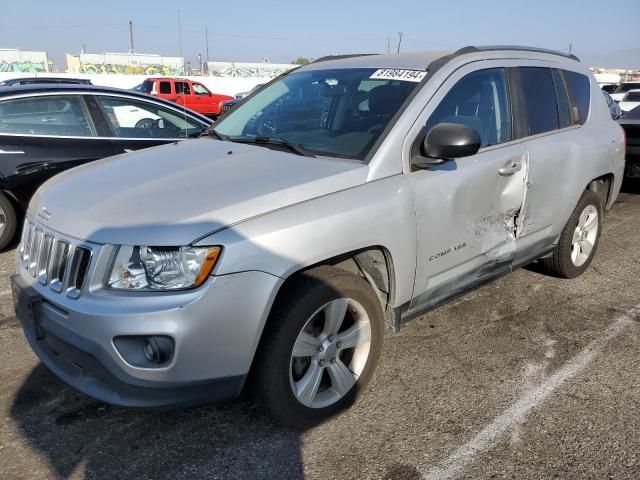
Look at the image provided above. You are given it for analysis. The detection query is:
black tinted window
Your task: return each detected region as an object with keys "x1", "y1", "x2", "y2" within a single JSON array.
[
  {"x1": 624, "y1": 105, "x2": 640, "y2": 119},
  {"x1": 426, "y1": 68, "x2": 511, "y2": 147},
  {"x1": 139, "y1": 81, "x2": 153, "y2": 94},
  {"x1": 175, "y1": 82, "x2": 191, "y2": 95},
  {"x1": 562, "y1": 71, "x2": 590, "y2": 124},
  {"x1": 624, "y1": 92, "x2": 640, "y2": 102},
  {"x1": 614, "y1": 83, "x2": 640, "y2": 94},
  {"x1": 552, "y1": 69, "x2": 572, "y2": 128},
  {"x1": 514, "y1": 67, "x2": 559, "y2": 136},
  {"x1": 0, "y1": 95, "x2": 95, "y2": 136},
  {"x1": 159, "y1": 81, "x2": 171, "y2": 94}
]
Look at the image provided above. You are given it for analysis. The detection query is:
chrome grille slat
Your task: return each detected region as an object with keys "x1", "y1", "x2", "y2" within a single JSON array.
[
  {"x1": 18, "y1": 218, "x2": 95, "y2": 298},
  {"x1": 37, "y1": 233, "x2": 54, "y2": 285},
  {"x1": 28, "y1": 228, "x2": 43, "y2": 277}
]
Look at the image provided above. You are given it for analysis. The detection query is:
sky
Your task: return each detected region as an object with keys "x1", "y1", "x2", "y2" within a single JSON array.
[{"x1": 1, "y1": 0, "x2": 639, "y2": 70}]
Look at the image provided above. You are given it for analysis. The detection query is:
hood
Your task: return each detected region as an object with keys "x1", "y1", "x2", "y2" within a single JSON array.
[{"x1": 29, "y1": 139, "x2": 368, "y2": 245}]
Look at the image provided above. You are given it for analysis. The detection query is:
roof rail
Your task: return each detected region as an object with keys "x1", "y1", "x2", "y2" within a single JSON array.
[
  {"x1": 311, "y1": 54, "x2": 377, "y2": 64},
  {"x1": 454, "y1": 45, "x2": 580, "y2": 62}
]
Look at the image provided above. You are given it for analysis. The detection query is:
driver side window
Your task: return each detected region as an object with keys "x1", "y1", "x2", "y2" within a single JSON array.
[{"x1": 426, "y1": 68, "x2": 511, "y2": 148}]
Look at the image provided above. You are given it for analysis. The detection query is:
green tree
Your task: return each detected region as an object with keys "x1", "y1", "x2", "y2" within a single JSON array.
[{"x1": 292, "y1": 57, "x2": 311, "y2": 65}]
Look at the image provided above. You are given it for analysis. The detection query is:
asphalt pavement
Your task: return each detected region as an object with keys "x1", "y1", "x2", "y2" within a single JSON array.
[{"x1": 1, "y1": 184, "x2": 639, "y2": 480}]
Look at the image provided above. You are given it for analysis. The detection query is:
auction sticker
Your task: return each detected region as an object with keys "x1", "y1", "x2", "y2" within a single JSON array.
[{"x1": 370, "y1": 69, "x2": 427, "y2": 82}]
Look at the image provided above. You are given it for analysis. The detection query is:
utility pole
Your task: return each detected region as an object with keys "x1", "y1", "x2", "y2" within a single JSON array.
[
  {"x1": 397, "y1": 32, "x2": 404, "y2": 54},
  {"x1": 568, "y1": 43, "x2": 573, "y2": 55},
  {"x1": 129, "y1": 20, "x2": 135, "y2": 53},
  {"x1": 178, "y1": 10, "x2": 184, "y2": 73},
  {"x1": 205, "y1": 26, "x2": 210, "y2": 62}
]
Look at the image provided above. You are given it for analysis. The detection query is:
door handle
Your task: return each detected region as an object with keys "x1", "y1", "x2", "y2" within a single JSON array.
[
  {"x1": 498, "y1": 161, "x2": 522, "y2": 176},
  {"x1": 0, "y1": 149, "x2": 25, "y2": 154}
]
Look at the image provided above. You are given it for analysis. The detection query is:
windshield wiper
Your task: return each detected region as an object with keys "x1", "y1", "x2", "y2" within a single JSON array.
[
  {"x1": 230, "y1": 136, "x2": 317, "y2": 157},
  {"x1": 201, "y1": 128, "x2": 229, "y2": 141}
]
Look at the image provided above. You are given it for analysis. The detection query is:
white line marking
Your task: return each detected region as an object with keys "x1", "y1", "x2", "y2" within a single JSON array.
[{"x1": 422, "y1": 304, "x2": 640, "y2": 480}]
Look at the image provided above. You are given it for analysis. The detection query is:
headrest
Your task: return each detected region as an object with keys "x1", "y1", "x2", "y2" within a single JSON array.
[{"x1": 368, "y1": 84, "x2": 402, "y2": 116}]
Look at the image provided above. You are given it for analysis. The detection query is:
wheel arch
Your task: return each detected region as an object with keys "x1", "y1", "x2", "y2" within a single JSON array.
[
  {"x1": 273, "y1": 246, "x2": 400, "y2": 333},
  {"x1": 586, "y1": 173, "x2": 615, "y2": 210}
]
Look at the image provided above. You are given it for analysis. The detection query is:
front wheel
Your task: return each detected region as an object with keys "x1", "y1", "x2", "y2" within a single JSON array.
[
  {"x1": 253, "y1": 266, "x2": 384, "y2": 429},
  {"x1": 0, "y1": 192, "x2": 17, "y2": 251},
  {"x1": 541, "y1": 190, "x2": 603, "y2": 278}
]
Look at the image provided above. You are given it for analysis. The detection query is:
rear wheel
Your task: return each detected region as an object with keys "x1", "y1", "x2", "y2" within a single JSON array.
[
  {"x1": 541, "y1": 190, "x2": 603, "y2": 278},
  {"x1": 254, "y1": 266, "x2": 384, "y2": 429},
  {"x1": 0, "y1": 192, "x2": 17, "y2": 251}
]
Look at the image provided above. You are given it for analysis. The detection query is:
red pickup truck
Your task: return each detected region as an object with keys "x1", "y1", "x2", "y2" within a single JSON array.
[{"x1": 138, "y1": 78, "x2": 234, "y2": 117}]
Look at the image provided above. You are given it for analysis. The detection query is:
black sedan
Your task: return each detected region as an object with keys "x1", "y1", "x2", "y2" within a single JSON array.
[
  {"x1": 619, "y1": 105, "x2": 640, "y2": 179},
  {"x1": 0, "y1": 84, "x2": 212, "y2": 249},
  {"x1": 0, "y1": 77, "x2": 92, "y2": 87}
]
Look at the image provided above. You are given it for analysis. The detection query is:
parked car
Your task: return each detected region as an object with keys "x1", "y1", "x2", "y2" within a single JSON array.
[
  {"x1": 221, "y1": 83, "x2": 267, "y2": 114},
  {"x1": 600, "y1": 84, "x2": 618, "y2": 94},
  {"x1": 610, "y1": 81, "x2": 640, "y2": 102},
  {"x1": 138, "y1": 77, "x2": 234, "y2": 117},
  {"x1": 0, "y1": 84, "x2": 212, "y2": 249},
  {"x1": 618, "y1": 90, "x2": 640, "y2": 114},
  {"x1": 618, "y1": 105, "x2": 640, "y2": 178},
  {"x1": 0, "y1": 77, "x2": 92, "y2": 87},
  {"x1": 603, "y1": 90, "x2": 621, "y2": 119},
  {"x1": 12, "y1": 46, "x2": 624, "y2": 429},
  {"x1": 235, "y1": 83, "x2": 266, "y2": 100}
]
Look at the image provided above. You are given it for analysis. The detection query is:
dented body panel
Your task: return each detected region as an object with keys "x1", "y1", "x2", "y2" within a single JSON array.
[{"x1": 15, "y1": 48, "x2": 625, "y2": 406}]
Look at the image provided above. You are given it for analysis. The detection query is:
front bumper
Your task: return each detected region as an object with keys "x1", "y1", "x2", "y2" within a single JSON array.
[{"x1": 13, "y1": 267, "x2": 282, "y2": 407}]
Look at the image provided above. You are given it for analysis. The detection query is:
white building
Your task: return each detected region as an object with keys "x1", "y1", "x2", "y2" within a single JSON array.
[{"x1": 0, "y1": 48, "x2": 50, "y2": 73}]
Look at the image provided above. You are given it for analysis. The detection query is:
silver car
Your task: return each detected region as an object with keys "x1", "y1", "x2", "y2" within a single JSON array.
[{"x1": 12, "y1": 46, "x2": 625, "y2": 428}]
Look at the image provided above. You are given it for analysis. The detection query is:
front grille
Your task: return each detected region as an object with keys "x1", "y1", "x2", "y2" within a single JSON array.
[{"x1": 19, "y1": 219, "x2": 94, "y2": 298}]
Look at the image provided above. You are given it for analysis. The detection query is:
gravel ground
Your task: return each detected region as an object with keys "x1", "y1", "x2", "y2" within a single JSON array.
[{"x1": 1, "y1": 184, "x2": 639, "y2": 480}]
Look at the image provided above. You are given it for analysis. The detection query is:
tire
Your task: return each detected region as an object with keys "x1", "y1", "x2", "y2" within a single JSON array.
[
  {"x1": 253, "y1": 265, "x2": 384, "y2": 429},
  {"x1": 0, "y1": 192, "x2": 17, "y2": 251},
  {"x1": 541, "y1": 190, "x2": 603, "y2": 279}
]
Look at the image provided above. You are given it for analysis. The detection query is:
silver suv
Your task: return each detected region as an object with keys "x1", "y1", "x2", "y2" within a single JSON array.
[{"x1": 12, "y1": 46, "x2": 625, "y2": 428}]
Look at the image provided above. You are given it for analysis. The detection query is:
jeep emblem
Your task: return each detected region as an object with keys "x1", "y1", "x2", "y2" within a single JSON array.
[{"x1": 38, "y1": 207, "x2": 52, "y2": 222}]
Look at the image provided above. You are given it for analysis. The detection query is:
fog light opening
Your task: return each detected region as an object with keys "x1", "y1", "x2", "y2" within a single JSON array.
[
  {"x1": 143, "y1": 338, "x2": 160, "y2": 363},
  {"x1": 113, "y1": 335, "x2": 175, "y2": 368}
]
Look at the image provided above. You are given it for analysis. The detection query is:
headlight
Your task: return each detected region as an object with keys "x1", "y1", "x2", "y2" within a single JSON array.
[{"x1": 108, "y1": 246, "x2": 221, "y2": 291}]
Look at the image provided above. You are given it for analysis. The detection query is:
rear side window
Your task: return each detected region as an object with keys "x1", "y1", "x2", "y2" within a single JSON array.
[
  {"x1": 562, "y1": 71, "x2": 590, "y2": 124},
  {"x1": 511, "y1": 67, "x2": 559, "y2": 137},
  {"x1": 159, "y1": 81, "x2": 172, "y2": 94},
  {"x1": 175, "y1": 82, "x2": 191, "y2": 95},
  {"x1": 0, "y1": 95, "x2": 96, "y2": 137},
  {"x1": 551, "y1": 69, "x2": 572, "y2": 129}
]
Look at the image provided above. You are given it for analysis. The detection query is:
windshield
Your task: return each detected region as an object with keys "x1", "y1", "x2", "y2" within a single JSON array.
[
  {"x1": 623, "y1": 92, "x2": 640, "y2": 102},
  {"x1": 624, "y1": 105, "x2": 640, "y2": 119},
  {"x1": 139, "y1": 81, "x2": 154, "y2": 94},
  {"x1": 214, "y1": 68, "x2": 423, "y2": 160},
  {"x1": 614, "y1": 83, "x2": 640, "y2": 94}
]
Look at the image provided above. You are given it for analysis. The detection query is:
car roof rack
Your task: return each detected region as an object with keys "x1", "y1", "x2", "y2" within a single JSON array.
[
  {"x1": 312, "y1": 54, "x2": 377, "y2": 64},
  {"x1": 454, "y1": 45, "x2": 580, "y2": 62}
]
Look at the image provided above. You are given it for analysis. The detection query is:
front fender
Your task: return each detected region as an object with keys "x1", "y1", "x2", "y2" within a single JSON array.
[{"x1": 196, "y1": 175, "x2": 418, "y2": 307}]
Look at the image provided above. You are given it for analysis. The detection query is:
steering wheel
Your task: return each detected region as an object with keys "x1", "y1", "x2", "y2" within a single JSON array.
[
  {"x1": 257, "y1": 113, "x2": 278, "y2": 136},
  {"x1": 135, "y1": 118, "x2": 158, "y2": 129}
]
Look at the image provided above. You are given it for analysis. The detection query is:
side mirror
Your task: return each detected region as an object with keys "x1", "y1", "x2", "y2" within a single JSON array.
[{"x1": 415, "y1": 122, "x2": 481, "y2": 166}]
